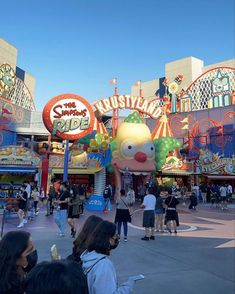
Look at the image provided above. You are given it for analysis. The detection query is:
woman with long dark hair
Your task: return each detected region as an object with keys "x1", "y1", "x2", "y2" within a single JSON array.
[
  {"x1": 68, "y1": 215, "x2": 103, "y2": 262},
  {"x1": 81, "y1": 220, "x2": 135, "y2": 294},
  {"x1": 0, "y1": 231, "x2": 38, "y2": 294},
  {"x1": 115, "y1": 189, "x2": 131, "y2": 242}
]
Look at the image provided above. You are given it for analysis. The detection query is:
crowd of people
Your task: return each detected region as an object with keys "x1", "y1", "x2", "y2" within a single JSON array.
[
  {"x1": 0, "y1": 216, "x2": 137, "y2": 294},
  {"x1": 9, "y1": 177, "x2": 234, "y2": 238},
  {"x1": 1, "y1": 176, "x2": 234, "y2": 293},
  {"x1": 192, "y1": 182, "x2": 233, "y2": 210},
  {"x1": 14, "y1": 178, "x2": 93, "y2": 237}
]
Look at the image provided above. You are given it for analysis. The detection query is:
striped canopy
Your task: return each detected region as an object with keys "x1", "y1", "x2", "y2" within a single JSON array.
[
  {"x1": 152, "y1": 114, "x2": 173, "y2": 139},
  {"x1": 93, "y1": 118, "x2": 108, "y2": 134}
]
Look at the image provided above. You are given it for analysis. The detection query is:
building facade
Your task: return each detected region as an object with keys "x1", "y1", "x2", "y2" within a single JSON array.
[{"x1": 0, "y1": 38, "x2": 234, "y2": 194}]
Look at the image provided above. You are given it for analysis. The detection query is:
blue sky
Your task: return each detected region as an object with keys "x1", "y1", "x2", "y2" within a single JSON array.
[{"x1": 1, "y1": 0, "x2": 234, "y2": 110}]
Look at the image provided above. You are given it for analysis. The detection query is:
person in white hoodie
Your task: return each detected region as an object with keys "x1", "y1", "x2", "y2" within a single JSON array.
[{"x1": 81, "y1": 220, "x2": 135, "y2": 294}]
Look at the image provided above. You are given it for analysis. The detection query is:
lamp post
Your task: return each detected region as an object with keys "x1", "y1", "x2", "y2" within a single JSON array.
[{"x1": 63, "y1": 140, "x2": 69, "y2": 182}]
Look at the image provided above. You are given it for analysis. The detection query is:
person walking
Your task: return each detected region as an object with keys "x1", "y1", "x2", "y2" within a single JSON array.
[
  {"x1": 200, "y1": 182, "x2": 207, "y2": 203},
  {"x1": 165, "y1": 189, "x2": 179, "y2": 234},
  {"x1": 28, "y1": 194, "x2": 35, "y2": 221},
  {"x1": 81, "y1": 221, "x2": 135, "y2": 294},
  {"x1": 103, "y1": 184, "x2": 111, "y2": 212},
  {"x1": 32, "y1": 187, "x2": 40, "y2": 215},
  {"x1": 180, "y1": 185, "x2": 187, "y2": 206},
  {"x1": 219, "y1": 183, "x2": 227, "y2": 210},
  {"x1": 188, "y1": 192, "x2": 198, "y2": 210},
  {"x1": 17, "y1": 185, "x2": 28, "y2": 228},
  {"x1": 23, "y1": 181, "x2": 31, "y2": 222},
  {"x1": 114, "y1": 189, "x2": 131, "y2": 242},
  {"x1": 54, "y1": 182, "x2": 69, "y2": 237},
  {"x1": 127, "y1": 185, "x2": 135, "y2": 214},
  {"x1": 68, "y1": 184, "x2": 80, "y2": 238},
  {"x1": 140, "y1": 186, "x2": 156, "y2": 241},
  {"x1": 227, "y1": 183, "x2": 233, "y2": 202},
  {"x1": 40, "y1": 187, "x2": 45, "y2": 208},
  {"x1": 155, "y1": 192, "x2": 164, "y2": 233},
  {"x1": 78, "y1": 184, "x2": 86, "y2": 215}
]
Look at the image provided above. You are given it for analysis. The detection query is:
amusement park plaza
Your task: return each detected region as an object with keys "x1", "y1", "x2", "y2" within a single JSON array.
[{"x1": 0, "y1": 38, "x2": 235, "y2": 294}]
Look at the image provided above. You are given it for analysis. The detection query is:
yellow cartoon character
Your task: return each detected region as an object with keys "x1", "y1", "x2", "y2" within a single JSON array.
[{"x1": 110, "y1": 112, "x2": 156, "y2": 195}]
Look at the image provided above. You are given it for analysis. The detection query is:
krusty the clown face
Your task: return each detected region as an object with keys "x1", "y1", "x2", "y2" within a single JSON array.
[{"x1": 111, "y1": 112, "x2": 156, "y2": 175}]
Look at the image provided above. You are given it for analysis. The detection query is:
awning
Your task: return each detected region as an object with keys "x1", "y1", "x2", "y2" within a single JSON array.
[
  {"x1": 52, "y1": 168, "x2": 103, "y2": 175},
  {"x1": 158, "y1": 171, "x2": 194, "y2": 176},
  {"x1": 0, "y1": 167, "x2": 37, "y2": 173},
  {"x1": 204, "y1": 175, "x2": 235, "y2": 180}
]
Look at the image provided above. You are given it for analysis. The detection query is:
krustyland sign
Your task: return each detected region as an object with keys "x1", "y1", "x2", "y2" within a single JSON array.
[
  {"x1": 43, "y1": 94, "x2": 95, "y2": 140},
  {"x1": 94, "y1": 95, "x2": 162, "y2": 118},
  {"x1": 201, "y1": 158, "x2": 235, "y2": 175}
]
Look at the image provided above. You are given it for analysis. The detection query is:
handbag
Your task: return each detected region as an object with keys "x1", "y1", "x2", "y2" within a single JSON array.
[{"x1": 120, "y1": 198, "x2": 132, "y2": 216}]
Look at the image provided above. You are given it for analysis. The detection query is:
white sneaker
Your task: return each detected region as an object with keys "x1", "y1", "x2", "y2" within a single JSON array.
[
  {"x1": 17, "y1": 222, "x2": 24, "y2": 228},
  {"x1": 23, "y1": 219, "x2": 27, "y2": 224}
]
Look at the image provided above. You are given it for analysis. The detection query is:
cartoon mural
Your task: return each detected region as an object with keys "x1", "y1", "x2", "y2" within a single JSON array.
[
  {"x1": 0, "y1": 146, "x2": 40, "y2": 167},
  {"x1": 199, "y1": 149, "x2": 235, "y2": 175},
  {"x1": 147, "y1": 106, "x2": 235, "y2": 176},
  {"x1": 0, "y1": 64, "x2": 16, "y2": 97},
  {"x1": 110, "y1": 112, "x2": 182, "y2": 196}
]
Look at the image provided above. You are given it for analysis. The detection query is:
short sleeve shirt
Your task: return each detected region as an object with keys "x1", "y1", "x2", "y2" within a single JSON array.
[
  {"x1": 143, "y1": 194, "x2": 156, "y2": 210},
  {"x1": 59, "y1": 190, "x2": 69, "y2": 210},
  {"x1": 19, "y1": 191, "x2": 28, "y2": 209},
  {"x1": 165, "y1": 196, "x2": 179, "y2": 208},
  {"x1": 220, "y1": 186, "x2": 227, "y2": 197}
]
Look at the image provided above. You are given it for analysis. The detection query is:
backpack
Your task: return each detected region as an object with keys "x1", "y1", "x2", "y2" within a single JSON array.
[{"x1": 103, "y1": 187, "x2": 110, "y2": 199}]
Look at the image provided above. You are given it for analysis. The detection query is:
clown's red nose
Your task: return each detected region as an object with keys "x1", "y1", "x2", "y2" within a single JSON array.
[{"x1": 134, "y1": 152, "x2": 147, "y2": 162}]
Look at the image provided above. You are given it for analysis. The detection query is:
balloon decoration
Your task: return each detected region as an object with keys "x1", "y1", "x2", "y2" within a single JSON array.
[{"x1": 153, "y1": 136, "x2": 182, "y2": 170}]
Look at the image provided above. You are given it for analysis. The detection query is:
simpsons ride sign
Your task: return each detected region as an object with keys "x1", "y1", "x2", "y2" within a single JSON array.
[{"x1": 43, "y1": 94, "x2": 95, "y2": 140}]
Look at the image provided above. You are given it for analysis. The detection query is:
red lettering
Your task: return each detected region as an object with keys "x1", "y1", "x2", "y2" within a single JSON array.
[
  {"x1": 53, "y1": 105, "x2": 87, "y2": 119},
  {"x1": 53, "y1": 105, "x2": 63, "y2": 119}
]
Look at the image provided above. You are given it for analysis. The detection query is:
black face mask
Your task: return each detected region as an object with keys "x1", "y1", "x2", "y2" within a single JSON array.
[
  {"x1": 24, "y1": 250, "x2": 38, "y2": 273},
  {"x1": 110, "y1": 238, "x2": 119, "y2": 250}
]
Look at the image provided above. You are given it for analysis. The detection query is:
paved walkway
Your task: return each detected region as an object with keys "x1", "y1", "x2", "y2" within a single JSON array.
[{"x1": 1, "y1": 202, "x2": 235, "y2": 294}]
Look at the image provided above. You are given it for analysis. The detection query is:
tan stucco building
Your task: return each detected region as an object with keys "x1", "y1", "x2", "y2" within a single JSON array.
[{"x1": 131, "y1": 56, "x2": 235, "y2": 100}]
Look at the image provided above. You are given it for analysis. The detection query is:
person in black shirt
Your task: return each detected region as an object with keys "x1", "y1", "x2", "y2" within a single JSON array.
[
  {"x1": 68, "y1": 184, "x2": 80, "y2": 238},
  {"x1": 78, "y1": 185, "x2": 86, "y2": 215},
  {"x1": 8, "y1": 181, "x2": 14, "y2": 197},
  {"x1": 17, "y1": 185, "x2": 28, "y2": 228},
  {"x1": 165, "y1": 189, "x2": 179, "y2": 234},
  {"x1": 54, "y1": 182, "x2": 69, "y2": 237}
]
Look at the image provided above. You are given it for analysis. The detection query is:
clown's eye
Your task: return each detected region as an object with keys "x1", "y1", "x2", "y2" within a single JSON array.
[
  {"x1": 141, "y1": 142, "x2": 155, "y2": 159},
  {"x1": 121, "y1": 140, "x2": 137, "y2": 158}
]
